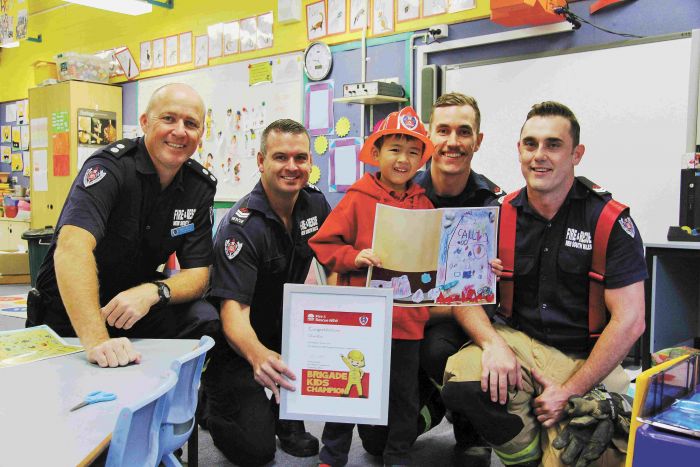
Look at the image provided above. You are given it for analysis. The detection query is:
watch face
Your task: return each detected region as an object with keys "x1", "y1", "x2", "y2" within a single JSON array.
[
  {"x1": 304, "y1": 42, "x2": 332, "y2": 81},
  {"x1": 161, "y1": 283, "x2": 171, "y2": 300}
]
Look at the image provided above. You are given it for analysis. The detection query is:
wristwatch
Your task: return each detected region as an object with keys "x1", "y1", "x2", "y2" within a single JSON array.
[{"x1": 151, "y1": 281, "x2": 171, "y2": 308}]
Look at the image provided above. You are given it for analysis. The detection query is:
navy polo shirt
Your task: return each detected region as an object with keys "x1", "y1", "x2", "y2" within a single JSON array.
[
  {"x1": 508, "y1": 179, "x2": 647, "y2": 354},
  {"x1": 37, "y1": 137, "x2": 216, "y2": 308},
  {"x1": 210, "y1": 181, "x2": 331, "y2": 352},
  {"x1": 414, "y1": 162, "x2": 504, "y2": 208}
]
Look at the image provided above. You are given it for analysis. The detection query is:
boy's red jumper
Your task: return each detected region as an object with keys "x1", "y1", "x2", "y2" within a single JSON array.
[{"x1": 309, "y1": 172, "x2": 433, "y2": 340}]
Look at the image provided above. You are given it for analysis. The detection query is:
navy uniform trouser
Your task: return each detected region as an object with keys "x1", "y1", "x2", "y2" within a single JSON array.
[
  {"x1": 27, "y1": 290, "x2": 220, "y2": 340},
  {"x1": 200, "y1": 345, "x2": 278, "y2": 466}
]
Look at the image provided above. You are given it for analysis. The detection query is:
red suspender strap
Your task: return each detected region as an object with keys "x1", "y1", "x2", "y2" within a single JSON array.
[
  {"x1": 498, "y1": 190, "x2": 520, "y2": 318},
  {"x1": 588, "y1": 199, "x2": 628, "y2": 337}
]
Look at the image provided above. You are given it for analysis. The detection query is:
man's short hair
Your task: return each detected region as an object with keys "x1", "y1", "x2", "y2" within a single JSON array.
[
  {"x1": 260, "y1": 119, "x2": 310, "y2": 156},
  {"x1": 524, "y1": 101, "x2": 581, "y2": 147},
  {"x1": 429, "y1": 92, "x2": 481, "y2": 132}
]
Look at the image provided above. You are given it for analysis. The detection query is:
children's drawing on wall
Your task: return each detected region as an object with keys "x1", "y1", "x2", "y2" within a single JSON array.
[
  {"x1": 369, "y1": 205, "x2": 498, "y2": 306},
  {"x1": 193, "y1": 100, "x2": 269, "y2": 196},
  {"x1": 372, "y1": 0, "x2": 394, "y2": 34},
  {"x1": 397, "y1": 0, "x2": 420, "y2": 22},
  {"x1": 448, "y1": 0, "x2": 476, "y2": 13},
  {"x1": 307, "y1": 1, "x2": 326, "y2": 40},
  {"x1": 423, "y1": 0, "x2": 447, "y2": 16},
  {"x1": 350, "y1": 0, "x2": 368, "y2": 31},
  {"x1": 327, "y1": 0, "x2": 347, "y2": 35}
]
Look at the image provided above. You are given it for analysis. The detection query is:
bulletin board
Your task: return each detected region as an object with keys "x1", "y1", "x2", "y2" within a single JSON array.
[
  {"x1": 444, "y1": 33, "x2": 700, "y2": 244},
  {"x1": 137, "y1": 52, "x2": 304, "y2": 201}
]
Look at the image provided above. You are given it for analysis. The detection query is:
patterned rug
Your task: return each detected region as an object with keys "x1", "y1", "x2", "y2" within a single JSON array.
[{"x1": 0, "y1": 295, "x2": 27, "y2": 319}]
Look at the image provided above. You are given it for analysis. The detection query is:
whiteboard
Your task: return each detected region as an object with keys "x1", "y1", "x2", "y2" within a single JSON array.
[
  {"x1": 445, "y1": 35, "x2": 698, "y2": 243},
  {"x1": 138, "y1": 52, "x2": 304, "y2": 201}
]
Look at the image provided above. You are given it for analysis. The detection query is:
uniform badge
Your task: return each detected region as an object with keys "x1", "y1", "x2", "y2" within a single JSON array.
[
  {"x1": 83, "y1": 165, "x2": 106, "y2": 187},
  {"x1": 401, "y1": 114, "x2": 418, "y2": 130},
  {"x1": 231, "y1": 207, "x2": 251, "y2": 226},
  {"x1": 224, "y1": 237, "x2": 243, "y2": 260},
  {"x1": 618, "y1": 216, "x2": 636, "y2": 238}
]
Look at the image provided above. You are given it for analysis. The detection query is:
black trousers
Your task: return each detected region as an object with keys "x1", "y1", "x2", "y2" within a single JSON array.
[
  {"x1": 200, "y1": 346, "x2": 279, "y2": 466},
  {"x1": 319, "y1": 339, "x2": 420, "y2": 466},
  {"x1": 28, "y1": 292, "x2": 220, "y2": 340}
]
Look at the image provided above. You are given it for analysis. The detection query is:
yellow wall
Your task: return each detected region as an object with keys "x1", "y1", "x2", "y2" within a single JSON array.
[{"x1": 0, "y1": 0, "x2": 490, "y2": 103}]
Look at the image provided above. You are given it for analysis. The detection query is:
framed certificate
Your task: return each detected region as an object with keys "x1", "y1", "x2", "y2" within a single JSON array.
[{"x1": 280, "y1": 284, "x2": 393, "y2": 425}]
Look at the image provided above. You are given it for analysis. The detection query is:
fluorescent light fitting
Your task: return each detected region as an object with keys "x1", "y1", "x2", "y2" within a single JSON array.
[
  {"x1": 63, "y1": 0, "x2": 153, "y2": 16},
  {"x1": 0, "y1": 41, "x2": 20, "y2": 48}
]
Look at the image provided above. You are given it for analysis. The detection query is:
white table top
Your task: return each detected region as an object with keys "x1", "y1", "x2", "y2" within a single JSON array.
[
  {"x1": 645, "y1": 241, "x2": 700, "y2": 250},
  {"x1": 0, "y1": 338, "x2": 198, "y2": 467}
]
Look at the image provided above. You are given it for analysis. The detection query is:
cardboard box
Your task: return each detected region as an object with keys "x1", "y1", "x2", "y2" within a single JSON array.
[{"x1": 0, "y1": 250, "x2": 30, "y2": 283}]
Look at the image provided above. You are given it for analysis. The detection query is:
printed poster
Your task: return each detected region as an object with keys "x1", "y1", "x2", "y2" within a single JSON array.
[
  {"x1": 369, "y1": 205, "x2": 499, "y2": 306},
  {"x1": 280, "y1": 285, "x2": 393, "y2": 424},
  {"x1": 0, "y1": 325, "x2": 83, "y2": 368},
  {"x1": 77, "y1": 108, "x2": 117, "y2": 147}
]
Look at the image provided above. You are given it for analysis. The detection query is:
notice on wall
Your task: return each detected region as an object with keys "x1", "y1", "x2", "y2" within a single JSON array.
[
  {"x1": 32, "y1": 149, "x2": 49, "y2": 192},
  {"x1": 30, "y1": 117, "x2": 48, "y2": 148},
  {"x1": 51, "y1": 111, "x2": 69, "y2": 133}
]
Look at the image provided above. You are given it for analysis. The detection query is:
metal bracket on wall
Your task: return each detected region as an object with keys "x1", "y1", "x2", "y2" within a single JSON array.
[
  {"x1": 147, "y1": 0, "x2": 174, "y2": 9},
  {"x1": 27, "y1": 34, "x2": 42, "y2": 43}
]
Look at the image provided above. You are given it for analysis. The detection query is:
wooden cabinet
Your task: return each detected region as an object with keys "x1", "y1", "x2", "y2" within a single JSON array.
[
  {"x1": 28, "y1": 81, "x2": 122, "y2": 229},
  {"x1": 0, "y1": 218, "x2": 30, "y2": 250}
]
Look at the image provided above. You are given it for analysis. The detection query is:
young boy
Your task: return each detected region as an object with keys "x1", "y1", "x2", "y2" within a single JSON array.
[{"x1": 309, "y1": 106, "x2": 435, "y2": 466}]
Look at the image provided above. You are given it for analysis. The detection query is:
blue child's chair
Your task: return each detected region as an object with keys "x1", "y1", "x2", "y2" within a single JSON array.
[
  {"x1": 106, "y1": 371, "x2": 178, "y2": 467},
  {"x1": 158, "y1": 335, "x2": 215, "y2": 467}
]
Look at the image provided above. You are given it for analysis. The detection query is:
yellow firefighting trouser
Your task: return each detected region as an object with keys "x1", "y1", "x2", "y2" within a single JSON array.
[{"x1": 443, "y1": 324, "x2": 629, "y2": 467}]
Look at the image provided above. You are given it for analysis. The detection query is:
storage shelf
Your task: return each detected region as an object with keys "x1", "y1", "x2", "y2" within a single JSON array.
[{"x1": 333, "y1": 96, "x2": 407, "y2": 105}]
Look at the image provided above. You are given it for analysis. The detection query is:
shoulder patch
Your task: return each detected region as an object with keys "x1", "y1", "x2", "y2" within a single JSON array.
[
  {"x1": 618, "y1": 216, "x2": 636, "y2": 238},
  {"x1": 185, "y1": 158, "x2": 218, "y2": 187},
  {"x1": 100, "y1": 138, "x2": 137, "y2": 158},
  {"x1": 224, "y1": 237, "x2": 243, "y2": 260},
  {"x1": 577, "y1": 176, "x2": 611, "y2": 198},
  {"x1": 230, "y1": 206, "x2": 252, "y2": 226},
  {"x1": 83, "y1": 165, "x2": 107, "y2": 187}
]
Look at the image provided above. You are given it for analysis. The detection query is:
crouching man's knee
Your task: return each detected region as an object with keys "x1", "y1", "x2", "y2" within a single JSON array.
[{"x1": 208, "y1": 415, "x2": 276, "y2": 466}]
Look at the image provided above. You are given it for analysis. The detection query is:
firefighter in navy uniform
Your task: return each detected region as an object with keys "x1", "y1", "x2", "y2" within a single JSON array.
[
  {"x1": 27, "y1": 83, "x2": 220, "y2": 368},
  {"x1": 442, "y1": 102, "x2": 647, "y2": 467},
  {"x1": 394, "y1": 92, "x2": 505, "y2": 467},
  {"x1": 199, "y1": 119, "x2": 331, "y2": 466}
]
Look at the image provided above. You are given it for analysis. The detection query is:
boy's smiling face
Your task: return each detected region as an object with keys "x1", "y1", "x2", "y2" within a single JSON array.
[{"x1": 372, "y1": 134, "x2": 424, "y2": 194}]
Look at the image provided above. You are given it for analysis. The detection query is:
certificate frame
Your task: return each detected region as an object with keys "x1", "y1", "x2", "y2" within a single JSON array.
[{"x1": 280, "y1": 284, "x2": 393, "y2": 425}]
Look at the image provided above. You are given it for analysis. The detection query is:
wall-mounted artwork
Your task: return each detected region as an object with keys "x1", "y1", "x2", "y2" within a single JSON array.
[
  {"x1": 327, "y1": 0, "x2": 347, "y2": 35},
  {"x1": 372, "y1": 0, "x2": 394, "y2": 34},
  {"x1": 307, "y1": 1, "x2": 326, "y2": 40},
  {"x1": 223, "y1": 21, "x2": 240, "y2": 55},
  {"x1": 166, "y1": 35, "x2": 178, "y2": 67},
  {"x1": 257, "y1": 12, "x2": 273, "y2": 49},
  {"x1": 152, "y1": 38, "x2": 165, "y2": 69},
  {"x1": 239, "y1": 16, "x2": 257, "y2": 52},
  {"x1": 140, "y1": 41, "x2": 152, "y2": 71},
  {"x1": 179, "y1": 32, "x2": 193, "y2": 64},
  {"x1": 208, "y1": 23, "x2": 223, "y2": 58},
  {"x1": 397, "y1": 0, "x2": 420, "y2": 22},
  {"x1": 350, "y1": 0, "x2": 369, "y2": 31},
  {"x1": 194, "y1": 35, "x2": 208, "y2": 68}
]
